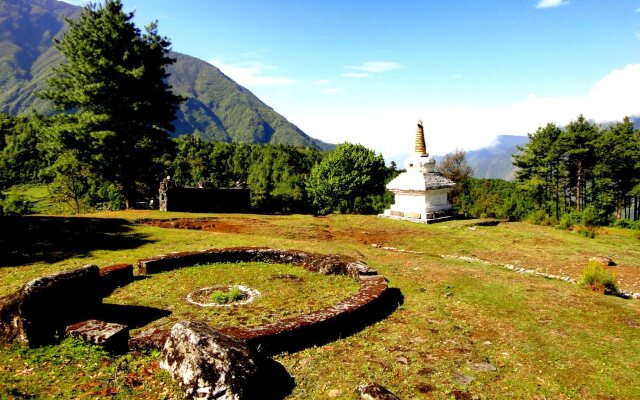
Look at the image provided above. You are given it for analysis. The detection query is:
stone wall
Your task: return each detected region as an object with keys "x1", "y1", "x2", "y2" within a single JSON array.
[
  {"x1": 161, "y1": 187, "x2": 250, "y2": 213},
  {"x1": 0, "y1": 265, "x2": 102, "y2": 346}
]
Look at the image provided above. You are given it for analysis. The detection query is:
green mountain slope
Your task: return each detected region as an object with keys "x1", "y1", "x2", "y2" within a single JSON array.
[{"x1": 0, "y1": 0, "x2": 332, "y2": 150}]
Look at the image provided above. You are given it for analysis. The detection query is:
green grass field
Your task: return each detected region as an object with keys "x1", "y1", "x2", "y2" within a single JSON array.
[{"x1": 1, "y1": 211, "x2": 639, "y2": 399}]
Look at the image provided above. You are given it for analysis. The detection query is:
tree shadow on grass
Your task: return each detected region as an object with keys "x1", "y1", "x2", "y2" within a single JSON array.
[
  {"x1": 97, "y1": 303, "x2": 171, "y2": 329},
  {"x1": 0, "y1": 216, "x2": 154, "y2": 267}
]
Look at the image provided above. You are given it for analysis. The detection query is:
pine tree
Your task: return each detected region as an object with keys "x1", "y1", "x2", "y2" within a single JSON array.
[
  {"x1": 40, "y1": 0, "x2": 183, "y2": 209},
  {"x1": 561, "y1": 115, "x2": 599, "y2": 212},
  {"x1": 594, "y1": 117, "x2": 640, "y2": 220}
]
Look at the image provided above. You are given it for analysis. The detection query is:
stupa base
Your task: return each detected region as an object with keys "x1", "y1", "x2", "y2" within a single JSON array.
[{"x1": 379, "y1": 209, "x2": 453, "y2": 224}]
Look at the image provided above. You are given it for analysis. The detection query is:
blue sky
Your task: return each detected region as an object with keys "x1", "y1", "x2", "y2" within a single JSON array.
[{"x1": 61, "y1": 0, "x2": 640, "y2": 163}]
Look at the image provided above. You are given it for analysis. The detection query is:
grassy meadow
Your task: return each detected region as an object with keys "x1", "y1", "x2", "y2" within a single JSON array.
[{"x1": 1, "y1": 211, "x2": 639, "y2": 399}]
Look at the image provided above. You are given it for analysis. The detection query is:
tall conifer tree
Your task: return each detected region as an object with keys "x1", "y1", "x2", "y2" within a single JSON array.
[{"x1": 41, "y1": 0, "x2": 183, "y2": 208}]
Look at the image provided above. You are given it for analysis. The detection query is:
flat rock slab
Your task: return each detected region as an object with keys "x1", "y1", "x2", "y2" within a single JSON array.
[
  {"x1": 471, "y1": 361, "x2": 497, "y2": 372},
  {"x1": 65, "y1": 319, "x2": 129, "y2": 352},
  {"x1": 453, "y1": 372, "x2": 475, "y2": 386}
]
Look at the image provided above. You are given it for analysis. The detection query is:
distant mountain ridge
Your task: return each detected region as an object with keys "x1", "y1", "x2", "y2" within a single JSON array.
[
  {"x1": 464, "y1": 117, "x2": 640, "y2": 181},
  {"x1": 464, "y1": 135, "x2": 527, "y2": 181},
  {"x1": 0, "y1": 0, "x2": 332, "y2": 150}
]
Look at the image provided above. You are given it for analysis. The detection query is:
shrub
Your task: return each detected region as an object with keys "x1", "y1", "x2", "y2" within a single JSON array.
[
  {"x1": 209, "y1": 286, "x2": 244, "y2": 304},
  {"x1": 579, "y1": 261, "x2": 618, "y2": 294},
  {"x1": 581, "y1": 205, "x2": 599, "y2": 227},
  {"x1": 576, "y1": 226, "x2": 596, "y2": 239},
  {"x1": 0, "y1": 191, "x2": 34, "y2": 216},
  {"x1": 556, "y1": 214, "x2": 573, "y2": 230},
  {"x1": 612, "y1": 219, "x2": 640, "y2": 230},
  {"x1": 528, "y1": 209, "x2": 552, "y2": 226}
]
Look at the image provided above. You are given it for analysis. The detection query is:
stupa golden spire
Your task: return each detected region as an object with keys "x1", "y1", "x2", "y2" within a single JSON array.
[{"x1": 415, "y1": 120, "x2": 428, "y2": 157}]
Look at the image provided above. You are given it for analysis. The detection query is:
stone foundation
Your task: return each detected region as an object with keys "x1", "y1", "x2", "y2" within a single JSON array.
[{"x1": 137, "y1": 248, "x2": 394, "y2": 354}]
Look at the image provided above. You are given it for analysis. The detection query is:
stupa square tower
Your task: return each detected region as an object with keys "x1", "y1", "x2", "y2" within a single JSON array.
[{"x1": 382, "y1": 121, "x2": 456, "y2": 222}]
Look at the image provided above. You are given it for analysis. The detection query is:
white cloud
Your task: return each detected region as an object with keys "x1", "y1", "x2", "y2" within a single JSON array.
[
  {"x1": 536, "y1": 0, "x2": 570, "y2": 9},
  {"x1": 453, "y1": 73, "x2": 464, "y2": 79},
  {"x1": 58, "y1": 0, "x2": 87, "y2": 5},
  {"x1": 314, "y1": 79, "x2": 334, "y2": 86},
  {"x1": 211, "y1": 60, "x2": 294, "y2": 86},
  {"x1": 290, "y1": 64, "x2": 640, "y2": 164},
  {"x1": 347, "y1": 61, "x2": 402, "y2": 73}
]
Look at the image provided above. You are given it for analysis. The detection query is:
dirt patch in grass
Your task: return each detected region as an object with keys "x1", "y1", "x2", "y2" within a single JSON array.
[
  {"x1": 138, "y1": 216, "x2": 402, "y2": 247},
  {"x1": 138, "y1": 217, "x2": 249, "y2": 233}
]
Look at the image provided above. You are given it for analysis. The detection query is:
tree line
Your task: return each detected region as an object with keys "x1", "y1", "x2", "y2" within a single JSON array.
[
  {"x1": 441, "y1": 115, "x2": 639, "y2": 229},
  {"x1": 2, "y1": 1, "x2": 638, "y2": 229},
  {"x1": 513, "y1": 115, "x2": 639, "y2": 224},
  {"x1": 0, "y1": 111, "x2": 393, "y2": 215}
]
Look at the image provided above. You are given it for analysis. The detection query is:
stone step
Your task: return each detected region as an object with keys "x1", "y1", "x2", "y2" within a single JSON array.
[{"x1": 65, "y1": 319, "x2": 129, "y2": 353}]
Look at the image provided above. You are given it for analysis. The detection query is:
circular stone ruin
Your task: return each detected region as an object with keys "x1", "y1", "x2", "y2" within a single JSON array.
[
  {"x1": 0, "y1": 247, "x2": 398, "y2": 400},
  {"x1": 131, "y1": 248, "x2": 394, "y2": 352}
]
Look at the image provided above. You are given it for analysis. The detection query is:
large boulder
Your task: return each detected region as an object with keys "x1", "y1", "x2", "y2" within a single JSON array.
[
  {"x1": 160, "y1": 320, "x2": 261, "y2": 400},
  {"x1": 0, "y1": 265, "x2": 101, "y2": 346}
]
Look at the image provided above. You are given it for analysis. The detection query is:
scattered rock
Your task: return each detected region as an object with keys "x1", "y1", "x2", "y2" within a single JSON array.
[
  {"x1": 453, "y1": 372, "x2": 475, "y2": 386},
  {"x1": 65, "y1": 319, "x2": 129, "y2": 352},
  {"x1": 417, "y1": 367, "x2": 434, "y2": 376},
  {"x1": 471, "y1": 361, "x2": 497, "y2": 372},
  {"x1": 449, "y1": 389, "x2": 473, "y2": 400},
  {"x1": 416, "y1": 383, "x2": 435, "y2": 393},
  {"x1": 356, "y1": 383, "x2": 400, "y2": 400},
  {"x1": 589, "y1": 256, "x2": 616, "y2": 267},
  {"x1": 161, "y1": 320, "x2": 261, "y2": 400},
  {"x1": 395, "y1": 356, "x2": 409, "y2": 365}
]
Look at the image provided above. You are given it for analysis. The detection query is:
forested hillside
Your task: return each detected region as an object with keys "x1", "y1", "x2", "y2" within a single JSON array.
[{"x1": 0, "y1": 0, "x2": 331, "y2": 150}]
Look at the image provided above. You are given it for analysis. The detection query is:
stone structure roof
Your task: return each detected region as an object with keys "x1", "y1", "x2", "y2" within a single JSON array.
[{"x1": 386, "y1": 170, "x2": 456, "y2": 192}]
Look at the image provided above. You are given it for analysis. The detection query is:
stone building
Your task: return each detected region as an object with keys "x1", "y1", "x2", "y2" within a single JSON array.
[
  {"x1": 382, "y1": 121, "x2": 456, "y2": 222},
  {"x1": 159, "y1": 177, "x2": 250, "y2": 213}
]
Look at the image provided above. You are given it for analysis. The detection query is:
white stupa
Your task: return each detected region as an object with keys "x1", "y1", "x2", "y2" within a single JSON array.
[{"x1": 382, "y1": 121, "x2": 456, "y2": 222}]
